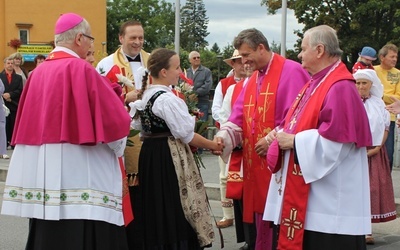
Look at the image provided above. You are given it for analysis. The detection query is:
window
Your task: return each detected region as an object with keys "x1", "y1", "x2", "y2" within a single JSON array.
[
  {"x1": 15, "y1": 23, "x2": 33, "y2": 45},
  {"x1": 19, "y1": 29, "x2": 28, "y2": 44}
]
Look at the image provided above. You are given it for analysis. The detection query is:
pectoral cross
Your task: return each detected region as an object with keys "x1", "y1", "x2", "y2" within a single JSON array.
[
  {"x1": 259, "y1": 83, "x2": 274, "y2": 122},
  {"x1": 289, "y1": 117, "x2": 297, "y2": 130}
]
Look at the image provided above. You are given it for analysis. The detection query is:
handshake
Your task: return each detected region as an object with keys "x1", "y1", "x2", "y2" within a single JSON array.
[{"x1": 211, "y1": 136, "x2": 224, "y2": 155}]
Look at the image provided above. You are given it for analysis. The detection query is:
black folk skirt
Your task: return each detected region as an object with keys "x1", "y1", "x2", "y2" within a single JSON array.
[
  {"x1": 26, "y1": 218, "x2": 128, "y2": 250},
  {"x1": 132, "y1": 137, "x2": 201, "y2": 250}
]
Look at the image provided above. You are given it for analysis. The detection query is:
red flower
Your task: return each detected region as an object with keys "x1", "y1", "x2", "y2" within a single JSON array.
[
  {"x1": 8, "y1": 39, "x2": 21, "y2": 49},
  {"x1": 179, "y1": 72, "x2": 193, "y2": 85}
]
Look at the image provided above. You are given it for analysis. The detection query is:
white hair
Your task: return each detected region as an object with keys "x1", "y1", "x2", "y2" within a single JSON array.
[{"x1": 188, "y1": 51, "x2": 199, "y2": 60}]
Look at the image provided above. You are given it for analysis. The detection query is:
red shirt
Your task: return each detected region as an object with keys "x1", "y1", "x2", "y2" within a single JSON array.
[{"x1": 6, "y1": 72, "x2": 12, "y2": 84}]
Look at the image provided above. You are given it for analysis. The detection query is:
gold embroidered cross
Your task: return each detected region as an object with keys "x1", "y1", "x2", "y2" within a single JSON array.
[
  {"x1": 49, "y1": 53, "x2": 54, "y2": 59},
  {"x1": 244, "y1": 95, "x2": 254, "y2": 118},
  {"x1": 281, "y1": 208, "x2": 303, "y2": 240},
  {"x1": 289, "y1": 117, "x2": 297, "y2": 130},
  {"x1": 259, "y1": 83, "x2": 274, "y2": 122}
]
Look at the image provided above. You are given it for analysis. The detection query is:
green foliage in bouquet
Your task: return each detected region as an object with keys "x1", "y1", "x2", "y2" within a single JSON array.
[{"x1": 126, "y1": 129, "x2": 141, "y2": 147}]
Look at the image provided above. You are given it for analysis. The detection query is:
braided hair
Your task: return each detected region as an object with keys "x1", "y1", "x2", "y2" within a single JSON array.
[{"x1": 137, "y1": 48, "x2": 177, "y2": 100}]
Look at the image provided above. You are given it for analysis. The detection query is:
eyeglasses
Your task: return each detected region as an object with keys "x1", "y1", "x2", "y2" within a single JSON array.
[
  {"x1": 192, "y1": 56, "x2": 200, "y2": 60},
  {"x1": 82, "y1": 33, "x2": 95, "y2": 43}
]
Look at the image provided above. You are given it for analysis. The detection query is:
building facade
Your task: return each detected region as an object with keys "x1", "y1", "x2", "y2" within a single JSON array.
[{"x1": 0, "y1": 0, "x2": 107, "y2": 70}]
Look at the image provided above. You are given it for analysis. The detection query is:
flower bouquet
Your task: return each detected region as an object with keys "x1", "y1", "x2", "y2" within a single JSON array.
[
  {"x1": 105, "y1": 65, "x2": 141, "y2": 146},
  {"x1": 174, "y1": 73, "x2": 209, "y2": 169},
  {"x1": 8, "y1": 39, "x2": 22, "y2": 49}
]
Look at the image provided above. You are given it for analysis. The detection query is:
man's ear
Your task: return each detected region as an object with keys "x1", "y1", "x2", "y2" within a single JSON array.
[
  {"x1": 75, "y1": 33, "x2": 82, "y2": 46},
  {"x1": 316, "y1": 44, "x2": 325, "y2": 58}
]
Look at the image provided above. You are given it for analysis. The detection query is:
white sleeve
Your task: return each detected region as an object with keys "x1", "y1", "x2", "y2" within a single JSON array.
[
  {"x1": 295, "y1": 129, "x2": 358, "y2": 184},
  {"x1": 152, "y1": 93, "x2": 196, "y2": 144},
  {"x1": 219, "y1": 85, "x2": 234, "y2": 124},
  {"x1": 211, "y1": 82, "x2": 223, "y2": 122},
  {"x1": 216, "y1": 121, "x2": 243, "y2": 163},
  {"x1": 107, "y1": 137, "x2": 127, "y2": 157},
  {"x1": 95, "y1": 55, "x2": 114, "y2": 75}
]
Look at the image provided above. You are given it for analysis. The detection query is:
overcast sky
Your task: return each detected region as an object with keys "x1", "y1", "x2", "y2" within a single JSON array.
[{"x1": 167, "y1": 0, "x2": 304, "y2": 49}]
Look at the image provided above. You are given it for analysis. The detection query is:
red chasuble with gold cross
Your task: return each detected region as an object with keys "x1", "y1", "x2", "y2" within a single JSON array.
[{"x1": 241, "y1": 54, "x2": 286, "y2": 223}]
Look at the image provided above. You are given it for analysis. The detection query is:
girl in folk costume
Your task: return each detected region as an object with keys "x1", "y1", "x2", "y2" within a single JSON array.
[
  {"x1": 129, "y1": 48, "x2": 223, "y2": 249},
  {"x1": 353, "y1": 69, "x2": 397, "y2": 245}
]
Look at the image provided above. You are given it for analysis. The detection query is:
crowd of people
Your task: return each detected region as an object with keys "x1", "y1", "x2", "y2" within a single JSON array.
[{"x1": 0, "y1": 11, "x2": 399, "y2": 250}]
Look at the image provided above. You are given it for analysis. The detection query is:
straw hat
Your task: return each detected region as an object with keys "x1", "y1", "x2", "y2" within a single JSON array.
[{"x1": 223, "y1": 50, "x2": 241, "y2": 65}]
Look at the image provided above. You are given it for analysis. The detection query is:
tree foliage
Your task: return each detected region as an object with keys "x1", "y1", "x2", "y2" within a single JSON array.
[
  {"x1": 106, "y1": 0, "x2": 175, "y2": 54},
  {"x1": 261, "y1": 0, "x2": 400, "y2": 68},
  {"x1": 180, "y1": 0, "x2": 210, "y2": 51},
  {"x1": 105, "y1": 0, "x2": 236, "y2": 89}
]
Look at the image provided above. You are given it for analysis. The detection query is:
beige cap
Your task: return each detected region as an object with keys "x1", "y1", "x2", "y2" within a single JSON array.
[{"x1": 223, "y1": 49, "x2": 241, "y2": 65}]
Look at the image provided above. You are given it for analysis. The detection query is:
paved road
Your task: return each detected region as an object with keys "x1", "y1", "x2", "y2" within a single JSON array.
[{"x1": 1, "y1": 151, "x2": 400, "y2": 249}]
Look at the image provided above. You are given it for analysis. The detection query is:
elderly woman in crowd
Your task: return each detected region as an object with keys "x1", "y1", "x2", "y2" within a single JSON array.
[
  {"x1": 9, "y1": 52, "x2": 28, "y2": 86},
  {"x1": 353, "y1": 69, "x2": 397, "y2": 245}
]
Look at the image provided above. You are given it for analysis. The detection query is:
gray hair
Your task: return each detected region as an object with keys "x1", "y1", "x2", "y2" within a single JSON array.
[
  {"x1": 3, "y1": 56, "x2": 13, "y2": 63},
  {"x1": 188, "y1": 51, "x2": 199, "y2": 60},
  {"x1": 233, "y1": 28, "x2": 270, "y2": 51},
  {"x1": 378, "y1": 44, "x2": 398, "y2": 58},
  {"x1": 54, "y1": 19, "x2": 90, "y2": 45},
  {"x1": 304, "y1": 25, "x2": 343, "y2": 57}
]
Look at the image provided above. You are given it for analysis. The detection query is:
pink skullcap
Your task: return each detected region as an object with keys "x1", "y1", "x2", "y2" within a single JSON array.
[
  {"x1": 267, "y1": 139, "x2": 283, "y2": 174},
  {"x1": 55, "y1": 13, "x2": 84, "y2": 34}
]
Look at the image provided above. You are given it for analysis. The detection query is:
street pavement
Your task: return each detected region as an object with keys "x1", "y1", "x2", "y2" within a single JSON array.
[{"x1": 1, "y1": 150, "x2": 400, "y2": 249}]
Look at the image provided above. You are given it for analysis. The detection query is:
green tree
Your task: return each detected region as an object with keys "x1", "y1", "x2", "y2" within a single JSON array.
[
  {"x1": 210, "y1": 43, "x2": 221, "y2": 54},
  {"x1": 106, "y1": 0, "x2": 175, "y2": 54},
  {"x1": 180, "y1": 0, "x2": 210, "y2": 51},
  {"x1": 270, "y1": 40, "x2": 281, "y2": 54},
  {"x1": 261, "y1": 0, "x2": 400, "y2": 68}
]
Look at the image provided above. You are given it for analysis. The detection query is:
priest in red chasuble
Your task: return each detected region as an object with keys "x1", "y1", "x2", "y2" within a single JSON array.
[
  {"x1": 215, "y1": 28, "x2": 310, "y2": 250},
  {"x1": 264, "y1": 25, "x2": 372, "y2": 250}
]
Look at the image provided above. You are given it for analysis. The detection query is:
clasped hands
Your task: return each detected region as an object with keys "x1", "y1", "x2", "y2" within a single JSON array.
[
  {"x1": 211, "y1": 136, "x2": 224, "y2": 155},
  {"x1": 259, "y1": 130, "x2": 295, "y2": 157},
  {"x1": 2, "y1": 93, "x2": 11, "y2": 102},
  {"x1": 211, "y1": 131, "x2": 295, "y2": 157}
]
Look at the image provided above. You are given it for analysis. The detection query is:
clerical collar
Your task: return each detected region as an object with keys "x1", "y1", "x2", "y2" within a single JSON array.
[
  {"x1": 234, "y1": 76, "x2": 242, "y2": 82},
  {"x1": 311, "y1": 62, "x2": 336, "y2": 85},
  {"x1": 126, "y1": 54, "x2": 141, "y2": 62}
]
